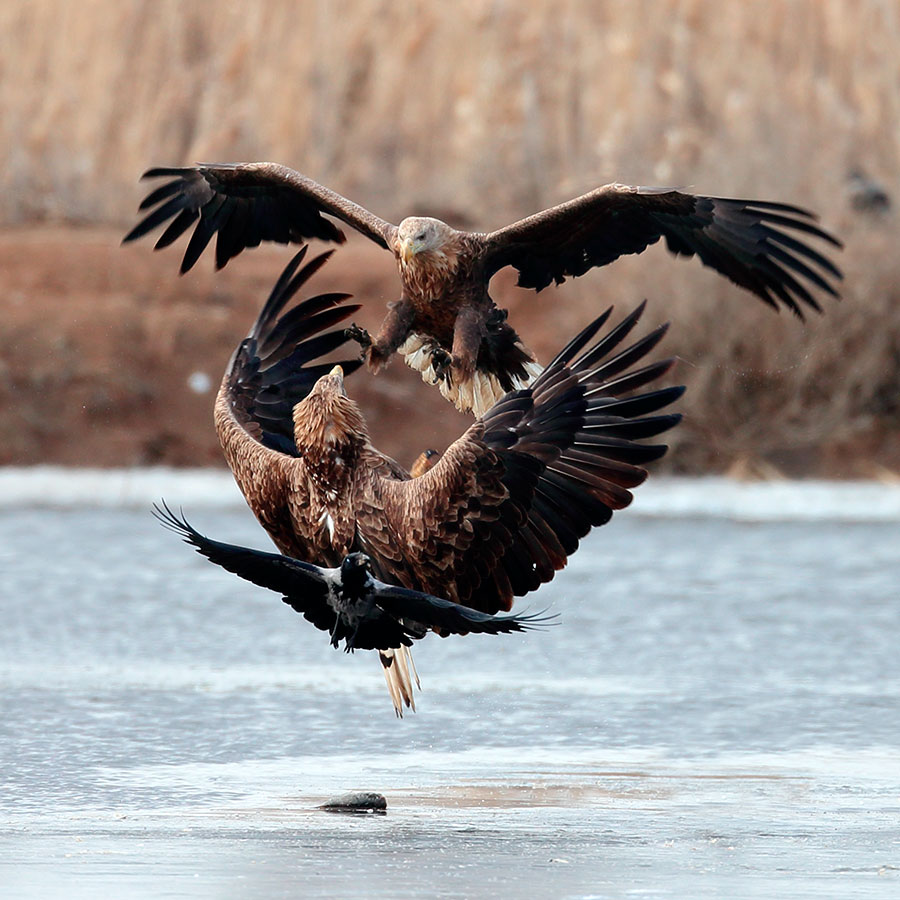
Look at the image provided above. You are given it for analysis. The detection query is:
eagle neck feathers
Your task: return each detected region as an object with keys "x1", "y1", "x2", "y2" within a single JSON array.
[
  {"x1": 291, "y1": 395, "x2": 370, "y2": 558},
  {"x1": 398, "y1": 242, "x2": 463, "y2": 303}
]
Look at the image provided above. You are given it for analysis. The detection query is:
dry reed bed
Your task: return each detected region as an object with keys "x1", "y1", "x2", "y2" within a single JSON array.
[{"x1": 1, "y1": 1, "x2": 898, "y2": 473}]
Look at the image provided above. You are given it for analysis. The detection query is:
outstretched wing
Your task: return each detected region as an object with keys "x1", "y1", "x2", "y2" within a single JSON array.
[
  {"x1": 123, "y1": 162, "x2": 399, "y2": 272},
  {"x1": 479, "y1": 184, "x2": 842, "y2": 318},
  {"x1": 219, "y1": 246, "x2": 363, "y2": 457},
  {"x1": 154, "y1": 504, "x2": 429, "y2": 652},
  {"x1": 359, "y1": 303, "x2": 683, "y2": 613},
  {"x1": 372, "y1": 580, "x2": 556, "y2": 636},
  {"x1": 213, "y1": 247, "x2": 365, "y2": 557},
  {"x1": 153, "y1": 502, "x2": 334, "y2": 628}
]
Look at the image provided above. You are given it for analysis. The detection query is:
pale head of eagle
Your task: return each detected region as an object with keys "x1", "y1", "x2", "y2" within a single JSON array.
[
  {"x1": 292, "y1": 366, "x2": 369, "y2": 465},
  {"x1": 395, "y1": 217, "x2": 460, "y2": 288}
]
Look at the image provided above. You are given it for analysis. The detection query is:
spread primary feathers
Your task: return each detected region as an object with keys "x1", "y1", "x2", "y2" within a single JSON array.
[
  {"x1": 214, "y1": 248, "x2": 684, "y2": 615},
  {"x1": 126, "y1": 161, "x2": 842, "y2": 415}
]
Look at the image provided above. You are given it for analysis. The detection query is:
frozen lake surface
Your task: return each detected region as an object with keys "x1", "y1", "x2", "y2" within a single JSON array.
[{"x1": 2, "y1": 470, "x2": 900, "y2": 898}]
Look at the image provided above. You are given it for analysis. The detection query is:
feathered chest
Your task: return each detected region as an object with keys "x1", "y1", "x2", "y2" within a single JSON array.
[
  {"x1": 304, "y1": 448, "x2": 353, "y2": 495},
  {"x1": 399, "y1": 248, "x2": 467, "y2": 306},
  {"x1": 296, "y1": 446, "x2": 359, "y2": 556}
]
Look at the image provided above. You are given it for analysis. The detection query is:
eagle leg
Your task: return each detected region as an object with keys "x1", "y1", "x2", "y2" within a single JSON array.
[
  {"x1": 430, "y1": 346, "x2": 453, "y2": 383},
  {"x1": 367, "y1": 297, "x2": 415, "y2": 374},
  {"x1": 449, "y1": 303, "x2": 485, "y2": 383}
]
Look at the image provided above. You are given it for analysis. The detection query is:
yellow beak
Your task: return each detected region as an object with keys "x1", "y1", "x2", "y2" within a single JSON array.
[
  {"x1": 399, "y1": 238, "x2": 415, "y2": 264},
  {"x1": 329, "y1": 365, "x2": 344, "y2": 380}
]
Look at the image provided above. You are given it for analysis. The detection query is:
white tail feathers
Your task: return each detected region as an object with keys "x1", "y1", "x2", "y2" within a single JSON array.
[
  {"x1": 379, "y1": 646, "x2": 421, "y2": 717},
  {"x1": 397, "y1": 333, "x2": 543, "y2": 417}
]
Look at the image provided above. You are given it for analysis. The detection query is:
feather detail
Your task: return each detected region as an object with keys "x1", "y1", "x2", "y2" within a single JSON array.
[
  {"x1": 379, "y1": 646, "x2": 420, "y2": 717},
  {"x1": 397, "y1": 333, "x2": 543, "y2": 416}
]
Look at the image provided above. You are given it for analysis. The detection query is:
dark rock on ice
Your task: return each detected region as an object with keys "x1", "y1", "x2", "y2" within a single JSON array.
[{"x1": 319, "y1": 791, "x2": 387, "y2": 814}]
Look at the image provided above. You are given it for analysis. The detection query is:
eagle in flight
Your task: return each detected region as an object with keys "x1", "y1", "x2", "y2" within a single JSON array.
[
  {"x1": 125, "y1": 162, "x2": 842, "y2": 415},
  {"x1": 155, "y1": 508, "x2": 555, "y2": 714},
  {"x1": 212, "y1": 247, "x2": 683, "y2": 713}
]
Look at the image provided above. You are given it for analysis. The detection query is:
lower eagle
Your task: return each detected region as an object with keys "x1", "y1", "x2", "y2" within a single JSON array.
[{"x1": 205, "y1": 246, "x2": 683, "y2": 715}]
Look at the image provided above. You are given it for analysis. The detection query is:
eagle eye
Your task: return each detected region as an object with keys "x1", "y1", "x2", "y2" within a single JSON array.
[{"x1": 416, "y1": 232, "x2": 426, "y2": 241}]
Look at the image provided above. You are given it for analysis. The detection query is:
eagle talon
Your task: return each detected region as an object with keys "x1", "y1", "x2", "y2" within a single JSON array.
[
  {"x1": 430, "y1": 347, "x2": 453, "y2": 383},
  {"x1": 486, "y1": 306, "x2": 509, "y2": 331},
  {"x1": 344, "y1": 323, "x2": 372, "y2": 350}
]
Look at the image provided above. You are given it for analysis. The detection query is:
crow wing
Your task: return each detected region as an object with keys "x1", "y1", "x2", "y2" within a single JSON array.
[
  {"x1": 357, "y1": 303, "x2": 683, "y2": 613},
  {"x1": 478, "y1": 184, "x2": 842, "y2": 318},
  {"x1": 371, "y1": 580, "x2": 556, "y2": 635},
  {"x1": 154, "y1": 504, "x2": 418, "y2": 651},
  {"x1": 154, "y1": 503, "x2": 333, "y2": 624},
  {"x1": 123, "y1": 162, "x2": 399, "y2": 272}
]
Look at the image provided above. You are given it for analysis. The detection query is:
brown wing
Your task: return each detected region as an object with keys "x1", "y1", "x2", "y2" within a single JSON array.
[
  {"x1": 123, "y1": 161, "x2": 399, "y2": 272},
  {"x1": 356, "y1": 420, "x2": 512, "y2": 605},
  {"x1": 478, "y1": 183, "x2": 842, "y2": 318},
  {"x1": 214, "y1": 247, "x2": 364, "y2": 555},
  {"x1": 357, "y1": 303, "x2": 684, "y2": 613}
]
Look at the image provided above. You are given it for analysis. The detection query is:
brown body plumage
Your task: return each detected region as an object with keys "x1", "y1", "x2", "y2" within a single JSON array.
[
  {"x1": 214, "y1": 248, "x2": 684, "y2": 712},
  {"x1": 126, "y1": 162, "x2": 843, "y2": 415}
]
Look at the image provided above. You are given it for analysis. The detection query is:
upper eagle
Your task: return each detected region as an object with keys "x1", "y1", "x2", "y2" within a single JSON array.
[{"x1": 124, "y1": 161, "x2": 843, "y2": 415}]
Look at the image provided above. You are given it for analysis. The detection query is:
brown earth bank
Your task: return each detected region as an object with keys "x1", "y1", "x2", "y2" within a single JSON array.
[
  {"x1": 3, "y1": 2, "x2": 900, "y2": 476},
  {"x1": 1, "y1": 226, "x2": 898, "y2": 477}
]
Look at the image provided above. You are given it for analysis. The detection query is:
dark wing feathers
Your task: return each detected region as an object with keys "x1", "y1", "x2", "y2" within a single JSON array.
[
  {"x1": 223, "y1": 249, "x2": 363, "y2": 454},
  {"x1": 252, "y1": 245, "x2": 331, "y2": 340},
  {"x1": 154, "y1": 207, "x2": 200, "y2": 249},
  {"x1": 480, "y1": 184, "x2": 842, "y2": 318},
  {"x1": 124, "y1": 163, "x2": 398, "y2": 272},
  {"x1": 259, "y1": 303, "x2": 356, "y2": 364},
  {"x1": 153, "y1": 504, "x2": 421, "y2": 652},
  {"x1": 586, "y1": 358, "x2": 676, "y2": 398},
  {"x1": 152, "y1": 502, "x2": 332, "y2": 607},
  {"x1": 371, "y1": 582, "x2": 557, "y2": 636},
  {"x1": 375, "y1": 304, "x2": 682, "y2": 614}
]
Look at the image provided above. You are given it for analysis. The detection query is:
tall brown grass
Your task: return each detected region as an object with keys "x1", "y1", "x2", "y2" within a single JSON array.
[
  {"x1": 4, "y1": 1, "x2": 898, "y2": 225},
  {"x1": 1, "y1": 0, "x2": 898, "y2": 473}
]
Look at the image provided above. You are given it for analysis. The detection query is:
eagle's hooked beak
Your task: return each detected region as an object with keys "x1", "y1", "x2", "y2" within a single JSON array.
[
  {"x1": 399, "y1": 237, "x2": 415, "y2": 265},
  {"x1": 329, "y1": 364, "x2": 345, "y2": 388}
]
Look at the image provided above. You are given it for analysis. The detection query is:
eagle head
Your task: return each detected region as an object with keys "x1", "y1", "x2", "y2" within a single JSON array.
[
  {"x1": 292, "y1": 365, "x2": 368, "y2": 459},
  {"x1": 396, "y1": 217, "x2": 456, "y2": 266}
]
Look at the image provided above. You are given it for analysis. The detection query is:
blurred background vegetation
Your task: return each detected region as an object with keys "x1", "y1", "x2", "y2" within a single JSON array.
[{"x1": 1, "y1": 0, "x2": 897, "y2": 475}]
